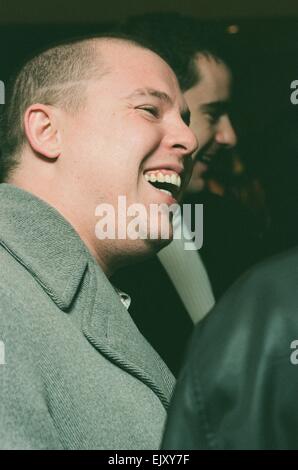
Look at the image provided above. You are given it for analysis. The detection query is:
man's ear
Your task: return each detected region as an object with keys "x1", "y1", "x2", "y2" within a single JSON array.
[{"x1": 24, "y1": 103, "x2": 61, "y2": 159}]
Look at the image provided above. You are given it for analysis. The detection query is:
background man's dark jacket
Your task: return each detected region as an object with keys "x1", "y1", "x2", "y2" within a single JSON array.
[{"x1": 162, "y1": 247, "x2": 298, "y2": 449}]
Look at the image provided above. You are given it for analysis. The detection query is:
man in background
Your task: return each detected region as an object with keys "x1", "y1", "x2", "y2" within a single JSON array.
[
  {"x1": 113, "y1": 13, "x2": 238, "y2": 376},
  {"x1": 162, "y1": 245, "x2": 298, "y2": 449}
]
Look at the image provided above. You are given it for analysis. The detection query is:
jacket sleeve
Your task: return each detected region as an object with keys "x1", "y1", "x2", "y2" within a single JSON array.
[
  {"x1": 0, "y1": 291, "x2": 63, "y2": 449},
  {"x1": 162, "y1": 249, "x2": 298, "y2": 450}
]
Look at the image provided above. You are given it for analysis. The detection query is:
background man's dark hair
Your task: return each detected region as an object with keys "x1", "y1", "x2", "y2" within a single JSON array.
[{"x1": 123, "y1": 12, "x2": 229, "y2": 92}]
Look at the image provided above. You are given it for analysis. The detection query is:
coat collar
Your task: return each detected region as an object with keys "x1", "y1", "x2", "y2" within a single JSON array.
[{"x1": 0, "y1": 183, "x2": 88, "y2": 310}]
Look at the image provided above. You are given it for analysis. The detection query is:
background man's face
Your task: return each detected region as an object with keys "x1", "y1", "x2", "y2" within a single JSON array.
[
  {"x1": 184, "y1": 54, "x2": 237, "y2": 193},
  {"x1": 60, "y1": 43, "x2": 197, "y2": 257}
]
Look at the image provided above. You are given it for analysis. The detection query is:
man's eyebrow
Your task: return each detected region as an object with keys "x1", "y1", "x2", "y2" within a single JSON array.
[{"x1": 126, "y1": 88, "x2": 173, "y2": 104}]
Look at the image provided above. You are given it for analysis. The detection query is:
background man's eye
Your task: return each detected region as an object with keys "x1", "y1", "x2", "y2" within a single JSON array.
[
  {"x1": 209, "y1": 117, "x2": 218, "y2": 125},
  {"x1": 206, "y1": 112, "x2": 220, "y2": 124}
]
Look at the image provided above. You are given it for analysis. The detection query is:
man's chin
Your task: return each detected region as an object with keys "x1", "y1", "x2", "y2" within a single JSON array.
[
  {"x1": 142, "y1": 228, "x2": 173, "y2": 252},
  {"x1": 119, "y1": 235, "x2": 173, "y2": 268}
]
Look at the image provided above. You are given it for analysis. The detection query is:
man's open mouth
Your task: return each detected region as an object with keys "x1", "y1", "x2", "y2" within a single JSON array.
[{"x1": 144, "y1": 170, "x2": 181, "y2": 199}]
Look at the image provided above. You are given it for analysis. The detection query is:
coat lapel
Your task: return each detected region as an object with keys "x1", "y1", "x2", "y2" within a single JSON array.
[{"x1": 82, "y1": 259, "x2": 175, "y2": 409}]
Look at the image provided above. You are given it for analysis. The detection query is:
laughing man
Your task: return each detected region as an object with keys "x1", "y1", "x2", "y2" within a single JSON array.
[{"x1": 0, "y1": 34, "x2": 197, "y2": 449}]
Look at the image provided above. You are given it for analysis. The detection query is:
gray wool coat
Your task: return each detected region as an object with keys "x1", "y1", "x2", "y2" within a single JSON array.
[{"x1": 0, "y1": 183, "x2": 175, "y2": 450}]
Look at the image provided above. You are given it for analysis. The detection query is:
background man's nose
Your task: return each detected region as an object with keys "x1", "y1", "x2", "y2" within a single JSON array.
[{"x1": 216, "y1": 116, "x2": 237, "y2": 148}]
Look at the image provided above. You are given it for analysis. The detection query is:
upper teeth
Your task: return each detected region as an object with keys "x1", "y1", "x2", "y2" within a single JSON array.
[{"x1": 144, "y1": 171, "x2": 181, "y2": 188}]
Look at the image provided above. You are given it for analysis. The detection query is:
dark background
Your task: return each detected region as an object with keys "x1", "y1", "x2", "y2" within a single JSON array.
[{"x1": 1, "y1": 0, "x2": 298, "y2": 255}]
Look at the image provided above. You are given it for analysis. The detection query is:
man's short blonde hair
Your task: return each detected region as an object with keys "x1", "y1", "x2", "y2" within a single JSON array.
[{"x1": 0, "y1": 34, "x2": 150, "y2": 181}]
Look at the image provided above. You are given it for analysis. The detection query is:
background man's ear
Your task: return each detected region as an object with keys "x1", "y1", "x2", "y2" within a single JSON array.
[{"x1": 24, "y1": 103, "x2": 61, "y2": 159}]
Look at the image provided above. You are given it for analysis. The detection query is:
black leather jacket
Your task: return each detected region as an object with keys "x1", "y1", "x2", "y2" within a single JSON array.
[{"x1": 162, "y1": 247, "x2": 298, "y2": 449}]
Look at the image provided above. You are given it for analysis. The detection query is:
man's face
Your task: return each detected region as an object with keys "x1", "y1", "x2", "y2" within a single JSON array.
[
  {"x1": 60, "y1": 42, "x2": 197, "y2": 263},
  {"x1": 183, "y1": 54, "x2": 237, "y2": 193}
]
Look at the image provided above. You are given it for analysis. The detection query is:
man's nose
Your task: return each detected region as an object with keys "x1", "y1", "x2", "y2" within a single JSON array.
[
  {"x1": 215, "y1": 115, "x2": 237, "y2": 148},
  {"x1": 165, "y1": 121, "x2": 198, "y2": 157}
]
